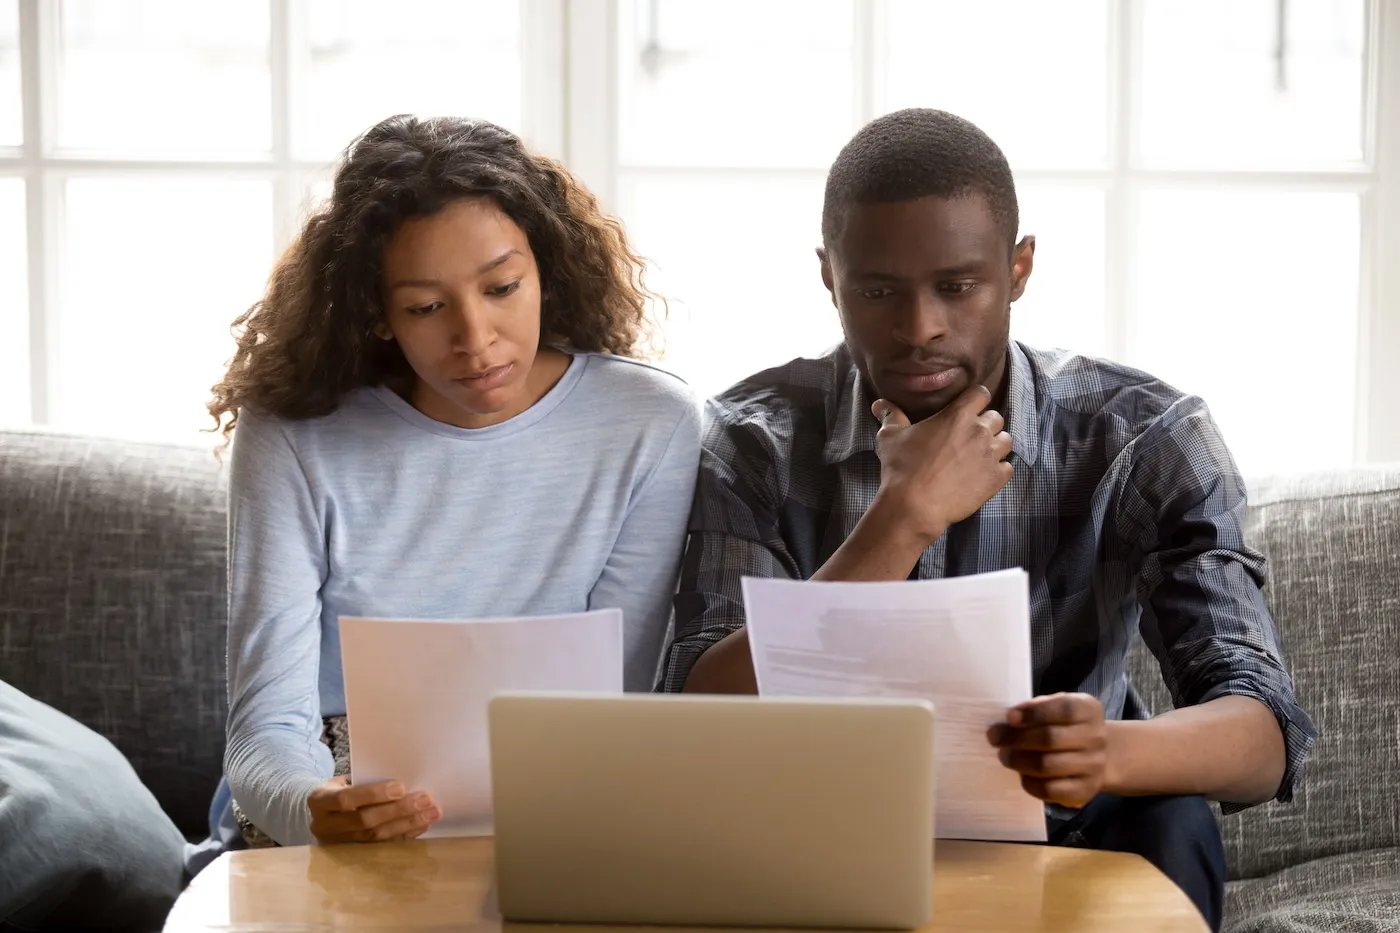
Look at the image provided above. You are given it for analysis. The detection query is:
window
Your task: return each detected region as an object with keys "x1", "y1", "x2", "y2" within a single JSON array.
[
  {"x1": 296, "y1": 0, "x2": 521, "y2": 161},
  {"x1": 609, "y1": 0, "x2": 1394, "y2": 475},
  {"x1": 0, "y1": 178, "x2": 26, "y2": 425},
  {"x1": 2, "y1": 0, "x2": 522, "y2": 444},
  {"x1": 4, "y1": 0, "x2": 1398, "y2": 475},
  {"x1": 0, "y1": 1, "x2": 19, "y2": 145},
  {"x1": 612, "y1": 0, "x2": 849, "y2": 396}
]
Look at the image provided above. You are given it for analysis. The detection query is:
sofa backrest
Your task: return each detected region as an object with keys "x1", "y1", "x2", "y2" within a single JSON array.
[
  {"x1": 0, "y1": 430, "x2": 228, "y2": 837},
  {"x1": 1128, "y1": 466, "x2": 1400, "y2": 881},
  {"x1": 4, "y1": 427, "x2": 1396, "y2": 858}
]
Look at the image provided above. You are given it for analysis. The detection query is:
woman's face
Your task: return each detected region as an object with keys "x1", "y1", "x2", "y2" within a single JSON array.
[{"x1": 378, "y1": 197, "x2": 565, "y2": 428}]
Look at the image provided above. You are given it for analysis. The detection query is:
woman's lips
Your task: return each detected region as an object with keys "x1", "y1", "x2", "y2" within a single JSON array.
[{"x1": 453, "y1": 362, "x2": 514, "y2": 392}]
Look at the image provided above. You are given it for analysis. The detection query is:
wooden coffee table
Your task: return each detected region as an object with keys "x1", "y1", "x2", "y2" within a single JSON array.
[{"x1": 164, "y1": 837, "x2": 1207, "y2": 932}]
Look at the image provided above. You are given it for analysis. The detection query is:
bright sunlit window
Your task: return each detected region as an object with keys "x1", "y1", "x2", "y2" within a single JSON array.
[
  {"x1": 1, "y1": 0, "x2": 1396, "y2": 479},
  {"x1": 1, "y1": 0, "x2": 523, "y2": 444},
  {"x1": 616, "y1": 0, "x2": 1383, "y2": 476}
]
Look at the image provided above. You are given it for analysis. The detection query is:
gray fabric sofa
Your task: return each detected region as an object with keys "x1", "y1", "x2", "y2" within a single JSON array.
[
  {"x1": 1127, "y1": 467, "x2": 1400, "y2": 931},
  {"x1": 0, "y1": 430, "x2": 228, "y2": 841},
  {"x1": 1, "y1": 427, "x2": 1397, "y2": 931}
]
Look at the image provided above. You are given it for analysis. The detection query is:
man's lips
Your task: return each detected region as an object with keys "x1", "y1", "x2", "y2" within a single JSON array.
[{"x1": 883, "y1": 361, "x2": 962, "y2": 393}]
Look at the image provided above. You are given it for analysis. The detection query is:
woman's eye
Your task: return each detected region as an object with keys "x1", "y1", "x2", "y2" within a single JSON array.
[
  {"x1": 489, "y1": 281, "x2": 522, "y2": 298},
  {"x1": 407, "y1": 302, "x2": 442, "y2": 316}
]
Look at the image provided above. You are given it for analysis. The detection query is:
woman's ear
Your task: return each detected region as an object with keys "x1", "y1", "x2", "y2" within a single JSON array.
[{"x1": 373, "y1": 318, "x2": 393, "y2": 341}]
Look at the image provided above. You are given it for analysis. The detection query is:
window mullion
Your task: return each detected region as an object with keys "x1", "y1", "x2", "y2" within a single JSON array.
[
  {"x1": 854, "y1": 0, "x2": 878, "y2": 129},
  {"x1": 18, "y1": 0, "x2": 51, "y2": 423},
  {"x1": 1104, "y1": 0, "x2": 1139, "y2": 367},
  {"x1": 521, "y1": 0, "x2": 567, "y2": 162},
  {"x1": 1363, "y1": 0, "x2": 1400, "y2": 460},
  {"x1": 563, "y1": 0, "x2": 617, "y2": 209},
  {"x1": 270, "y1": 0, "x2": 298, "y2": 251}
]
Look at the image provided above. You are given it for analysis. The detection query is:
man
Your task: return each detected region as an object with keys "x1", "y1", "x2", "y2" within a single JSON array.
[{"x1": 660, "y1": 109, "x2": 1315, "y2": 932}]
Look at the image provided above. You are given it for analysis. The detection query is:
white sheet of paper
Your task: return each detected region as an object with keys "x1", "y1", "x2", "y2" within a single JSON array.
[
  {"x1": 742, "y1": 569, "x2": 1047, "y2": 843},
  {"x1": 338, "y1": 609, "x2": 623, "y2": 838}
]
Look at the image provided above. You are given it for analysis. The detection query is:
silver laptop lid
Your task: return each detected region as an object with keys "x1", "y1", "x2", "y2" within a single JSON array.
[{"x1": 488, "y1": 692, "x2": 935, "y2": 930}]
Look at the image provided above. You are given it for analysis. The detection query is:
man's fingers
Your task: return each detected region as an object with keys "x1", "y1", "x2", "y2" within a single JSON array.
[
  {"x1": 330, "y1": 779, "x2": 406, "y2": 812},
  {"x1": 956, "y1": 383, "x2": 994, "y2": 413},
  {"x1": 988, "y1": 722, "x2": 1103, "y2": 752},
  {"x1": 977, "y1": 409, "x2": 1006, "y2": 434},
  {"x1": 872, "y1": 399, "x2": 911, "y2": 428},
  {"x1": 1020, "y1": 775, "x2": 1097, "y2": 809},
  {"x1": 992, "y1": 430, "x2": 1012, "y2": 459},
  {"x1": 1009, "y1": 692, "x2": 1102, "y2": 727},
  {"x1": 998, "y1": 748, "x2": 1101, "y2": 779}
]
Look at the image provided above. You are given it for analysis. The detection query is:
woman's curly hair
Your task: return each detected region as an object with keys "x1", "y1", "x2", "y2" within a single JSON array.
[{"x1": 209, "y1": 114, "x2": 659, "y2": 438}]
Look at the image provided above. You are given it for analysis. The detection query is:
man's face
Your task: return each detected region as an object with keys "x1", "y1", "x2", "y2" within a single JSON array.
[{"x1": 819, "y1": 192, "x2": 1034, "y2": 422}]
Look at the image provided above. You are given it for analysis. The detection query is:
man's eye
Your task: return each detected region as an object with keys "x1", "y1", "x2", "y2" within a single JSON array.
[
  {"x1": 489, "y1": 281, "x2": 521, "y2": 298},
  {"x1": 940, "y1": 282, "x2": 976, "y2": 294},
  {"x1": 857, "y1": 286, "x2": 894, "y2": 300}
]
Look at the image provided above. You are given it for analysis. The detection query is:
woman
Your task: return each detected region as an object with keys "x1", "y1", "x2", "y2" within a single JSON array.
[{"x1": 201, "y1": 115, "x2": 700, "y2": 857}]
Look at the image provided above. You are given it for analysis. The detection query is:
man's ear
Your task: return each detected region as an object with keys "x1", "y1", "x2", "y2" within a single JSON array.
[
  {"x1": 817, "y1": 247, "x2": 837, "y2": 307},
  {"x1": 1009, "y1": 235, "x2": 1035, "y2": 302}
]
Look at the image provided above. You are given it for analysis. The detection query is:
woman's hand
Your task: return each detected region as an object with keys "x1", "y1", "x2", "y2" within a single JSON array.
[{"x1": 307, "y1": 776, "x2": 442, "y2": 844}]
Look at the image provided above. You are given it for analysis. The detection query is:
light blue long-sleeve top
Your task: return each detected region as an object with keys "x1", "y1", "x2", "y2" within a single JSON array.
[{"x1": 222, "y1": 352, "x2": 701, "y2": 848}]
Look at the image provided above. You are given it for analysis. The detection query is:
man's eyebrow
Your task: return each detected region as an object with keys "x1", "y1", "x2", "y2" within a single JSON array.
[
  {"x1": 847, "y1": 261, "x2": 992, "y2": 282},
  {"x1": 847, "y1": 271, "x2": 905, "y2": 282},
  {"x1": 936, "y1": 261, "x2": 993, "y2": 277}
]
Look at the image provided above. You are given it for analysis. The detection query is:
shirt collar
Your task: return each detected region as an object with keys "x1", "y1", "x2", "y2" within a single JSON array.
[{"x1": 822, "y1": 341, "x2": 1040, "y2": 467}]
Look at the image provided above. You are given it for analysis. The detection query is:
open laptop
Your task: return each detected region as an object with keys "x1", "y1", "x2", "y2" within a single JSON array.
[{"x1": 487, "y1": 692, "x2": 936, "y2": 930}]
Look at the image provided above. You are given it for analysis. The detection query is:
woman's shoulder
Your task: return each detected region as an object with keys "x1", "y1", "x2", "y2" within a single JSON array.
[
  {"x1": 233, "y1": 387, "x2": 393, "y2": 452},
  {"x1": 573, "y1": 353, "x2": 699, "y2": 426}
]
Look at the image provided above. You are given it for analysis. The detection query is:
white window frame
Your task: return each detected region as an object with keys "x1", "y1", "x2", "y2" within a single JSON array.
[
  {"x1": 4, "y1": 0, "x2": 567, "y2": 427},
  {"x1": 571, "y1": 0, "x2": 1400, "y2": 465},
  {"x1": 6, "y1": 0, "x2": 1399, "y2": 462}
]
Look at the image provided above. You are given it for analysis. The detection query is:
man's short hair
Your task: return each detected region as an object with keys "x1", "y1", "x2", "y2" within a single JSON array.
[{"x1": 821, "y1": 108, "x2": 1019, "y2": 252}]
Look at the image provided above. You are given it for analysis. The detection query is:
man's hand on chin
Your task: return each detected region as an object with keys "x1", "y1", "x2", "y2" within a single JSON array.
[{"x1": 987, "y1": 692, "x2": 1113, "y2": 809}]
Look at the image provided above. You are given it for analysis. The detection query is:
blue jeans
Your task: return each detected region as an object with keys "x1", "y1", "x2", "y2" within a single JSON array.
[{"x1": 1048, "y1": 794, "x2": 1227, "y2": 932}]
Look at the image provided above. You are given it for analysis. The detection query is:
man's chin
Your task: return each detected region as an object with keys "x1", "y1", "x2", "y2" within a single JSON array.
[{"x1": 876, "y1": 387, "x2": 961, "y2": 423}]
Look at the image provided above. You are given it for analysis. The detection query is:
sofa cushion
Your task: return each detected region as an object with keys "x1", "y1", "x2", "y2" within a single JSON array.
[
  {"x1": 0, "y1": 429, "x2": 228, "y2": 837},
  {"x1": 1223, "y1": 847, "x2": 1400, "y2": 933},
  {"x1": 1129, "y1": 466, "x2": 1400, "y2": 881},
  {"x1": 0, "y1": 678, "x2": 187, "y2": 930}
]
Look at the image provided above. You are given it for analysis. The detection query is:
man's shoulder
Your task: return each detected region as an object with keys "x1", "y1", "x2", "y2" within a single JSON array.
[
  {"x1": 708, "y1": 347, "x2": 847, "y2": 420},
  {"x1": 1021, "y1": 343, "x2": 1205, "y2": 437},
  {"x1": 703, "y1": 347, "x2": 849, "y2": 451}
]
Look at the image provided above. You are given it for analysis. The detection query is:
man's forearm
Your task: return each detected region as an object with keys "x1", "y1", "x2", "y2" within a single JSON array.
[
  {"x1": 683, "y1": 496, "x2": 938, "y2": 693},
  {"x1": 809, "y1": 493, "x2": 938, "y2": 583},
  {"x1": 681, "y1": 629, "x2": 758, "y2": 694},
  {"x1": 1104, "y1": 695, "x2": 1287, "y2": 804}
]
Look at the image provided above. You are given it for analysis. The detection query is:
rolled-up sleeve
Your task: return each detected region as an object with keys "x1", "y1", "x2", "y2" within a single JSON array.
[{"x1": 1120, "y1": 396, "x2": 1317, "y2": 811}]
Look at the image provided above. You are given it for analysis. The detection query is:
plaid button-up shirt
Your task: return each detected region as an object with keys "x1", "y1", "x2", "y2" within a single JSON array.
[{"x1": 662, "y1": 340, "x2": 1315, "y2": 808}]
